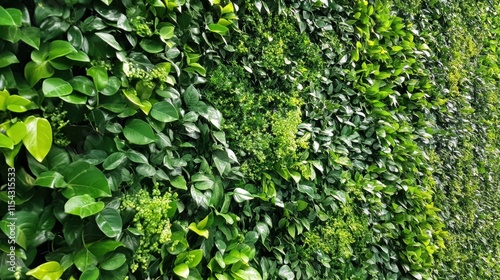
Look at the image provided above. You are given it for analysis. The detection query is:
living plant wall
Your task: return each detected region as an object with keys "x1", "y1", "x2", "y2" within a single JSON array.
[{"x1": 0, "y1": 0, "x2": 498, "y2": 279}]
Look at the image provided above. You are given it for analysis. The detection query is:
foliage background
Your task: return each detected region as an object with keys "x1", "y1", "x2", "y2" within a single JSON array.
[{"x1": 0, "y1": 0, "x2": 498, "y2": 279}]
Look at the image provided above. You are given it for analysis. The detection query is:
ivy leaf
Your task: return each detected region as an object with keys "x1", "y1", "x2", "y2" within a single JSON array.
[
  {"x1": 64, "y1": 194, "x2": 105, "y2": 218},
  {"x1": 23, "y1": 116, "x2": 52, "y2": 162}
]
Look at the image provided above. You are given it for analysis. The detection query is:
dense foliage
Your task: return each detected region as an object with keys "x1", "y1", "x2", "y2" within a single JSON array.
[{"x1": 0, "y1": 0, "x2": 498, "y2": 279}]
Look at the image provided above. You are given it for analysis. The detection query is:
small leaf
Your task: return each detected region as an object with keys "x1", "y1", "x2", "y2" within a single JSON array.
[
  {"x1": 170, "y1": 175, "x2": 187, "y2": 190},
  {"x1": 0, "y1": 133, "x2": 14, "y2": 149},
  {"x1": 6, "y1": 95, "x2": 32, "y2": 113},
  {"x1": 188, "y1": 222, "x2": 209, "y2": 239},
  {"x1": 48, "y1": 40, "x2": 77, "y2": 60},
  {"x1": 278, "y1": 265, "x2": 295, "y2": 280},
  {"x1": 100, "y1": 253, "x2": 126, "y2": 270},
  {"x1": 25, "y1": 61, "x2": 54, "y2": 87},
  {"x1": 42, "y1": 77, "x2": 73, "y2": 97},
  {"x1": 208, "y1": 23, "x2": 229, "y2": 36},
  {"x1": 87, "y1": 66, "x2": 108, "y2": 91},
  {"x1": 35, "y1": 171, "x2": 67, "y2": 189},
  {"x1": 65, "y1": 194, "x2": 105, "y2": 218},
  {"x1": 0, "y1": 7, "x2": 22, "y2": 27},
  {"x1": 183, "y1": 85, "x2": 200, "y2": 107},
  {"x1": 102, "y1": 152, "x2": 127, "y2": 170},
  {"x1": 160, "y1": 25, "x2": 175, "y2": 40},
  {"x1": 7, "y1": 122, "x2": 27, "y2": 144},
  {"x1": 0, "y1": 51, "x2": 19, "y2": 68},
  {"x1": 74, "y1": 248, "x2": 98, "y2": 272}
]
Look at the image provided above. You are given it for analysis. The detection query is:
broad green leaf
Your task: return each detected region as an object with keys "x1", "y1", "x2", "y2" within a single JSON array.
[
  {"x1": 6, "y1": 95, "x2": 33, "y2": 112},
  {"x1": 48, "y1": 40, "x2": 77, "y2": 60},
  {"x1": 66, "y1": 50, "x2": 90, "y2": 62},
  {"x1": 100, "y1": 253, "x2": 126, "y2": 270},
  {"x1": 69, "y1": 76, "x2": 96, "y2": 96},
  {"x1": 80, "y1": 267, "x2": 100, "y2": 280},
  {"x1": 173, "y1": 263, "x2": 189, "y2": 279},
  {"x1": 74, "y1": 248, "x2": 98, "y2": 272},
  {"x1": 207, "y1": 106, "x2": 222, "y2": 129},
  {"x1": 88, "y1": 240, "x2": 124, "y2": 258},
  {"x1": 0, "y1": 133, "x2": 14, "y2": 149},
  {"x1": 65, "y1": 194, "x2": 105, "y2": 218},
  {"x1": 95, "y1": 32, "x2": 122, "y2": 50},
  {"x1": 126, "y1": 150, "x2": 148, "y2": 164},
  {"x1": 123, "y1": 119, "x2": 156, "y2": 145},
  {"x1": 7, "y1": 122, "x2": 27, "y2": 144},
  {"x1": 0, "y1": 51, "x2": 19, "y2": 68},
  {"x1": 35, "y1": 171, "x2": 67, "y2": 188},
  {"x1": 0, "y1": 7, "x2": 22, "y2": 27},
  {"x1": 188, "y1": 222, "x2": 209, "y2": 239},
  {"x1": 42, "y1": 77, "x2": 73, "y2": 97},
  {"x1": 183, "y1": 85, "x2": 200, "y2": 107},
  {"x1": 61, "y1": 161, "x2": 111, "y2": 198},
  {"x1": 23, "y1": 116, "x2": 52, "y2": 162},
  {"x1": 139, "y1": 38, "x2": 164, "y2": 53},
  {"x1": 102, "y1": 152, "x2": 127, "y2": 170},
  {"x1": 208, "y1": 23, "x2": 229, "y2": 36},
  {"x1": 221, "y1": 3, "x2": 234, "y2": 14},
  {"x1": 25, "y1": 61, "x2": 54, "y2": 87},
  {"x1": 95, "y1": 208, "x2": 122, "y2": 238},
  {"x1": 160, "y1": 26, "x2": 175, "y2": 40},
  {"x1": 170, "y1": 175, "x2": 187, "y2": 190},
  {"x1": 231, "y1": 267, "x2": 263, "y2": 280},
  {"x1": 150, "y1": 101, "x2": 179, "y2": 122},
  {"x1": 87, "y1": 66, "x2": 108, "y2": 91},
  {"x1": 233, "y1": 188, "x2": 253, "y2": 203},
  {"x1": 20, "y1": 26, "x2": 41, "y2": 49},
  {"x1": 26, "y1": 261, "x2": 63, "y2": 280}
]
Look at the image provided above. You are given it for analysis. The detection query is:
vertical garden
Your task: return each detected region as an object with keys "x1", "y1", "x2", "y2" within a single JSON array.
[{"x1": 0, "y1": 0, "x2": 498, "y2": 279}]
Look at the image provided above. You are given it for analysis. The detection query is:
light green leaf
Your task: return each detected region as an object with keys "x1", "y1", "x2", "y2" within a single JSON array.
[
  {"x1": 208, "y1": 23, "x2": 229, "y2": 36},
  {"x1": 188, "y1": 222, "x2": 209, "y2": 239},
  {"x1": 26, "y1": 261, "x2": 64, "y2": 280},
  {"x1": 95, "y1": 208, "x2": 122, "y2": 238},
  {"x1": 64, "y1": 194, "x2": 105, "y2": 218},
  {"x1": 66, "y1": 50, "x2": 90, "y2": 62},
  {"x1": 7, "y1": 122, "x2": 27, "y2": 144},
  {"x1": 150, "y1": 101, "x2": 179, "y2": 122},
  {"x1": 6, "y1": 95, "x2": 33, "y2": 112},
  {"x1": 42, "y1": 78, "x2": 73, "y2": 97},
  {"x1": 19, "y1": 26, "x2": 41, "y2": 50},
  {"x1": 174, "y1": 263, "x2": 189, "y2": 279},
  {"x1": 231, "y1": 267, "x2": 263, "y2": 280},
  {"x1": 102, "y1": 152, "x2": 127, "y2": 170},
  {"x1": 59, "y1": 93, "x2": 87, "y2": 105},
  {"x1": 23, "y1": 116, "x2": 52, "y2": 162},
  {"x1": 123, "y1": 119, "x2": 156, "y2": 145},
  {"x1": 160, "y1": 25, "x2": 175, "y2": 40},
  {"x1": 0, "y1": 133, "x2": 14, "y2": 149},
  {"x1": 170, "y1": 175, "x2": 187, "y2": 190},
  {"x1": 69, "y1": 76, "x2": 96, "y2": 96}
]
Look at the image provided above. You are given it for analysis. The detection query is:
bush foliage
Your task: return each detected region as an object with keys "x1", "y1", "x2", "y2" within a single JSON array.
[{"x1": 0, "y1": 0, "x2": 498, "y2": 279}]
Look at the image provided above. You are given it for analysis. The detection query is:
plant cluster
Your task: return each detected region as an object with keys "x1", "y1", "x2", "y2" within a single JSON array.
[{"x1": 0, "y1": 0, "x2": 499, "y2": 279}]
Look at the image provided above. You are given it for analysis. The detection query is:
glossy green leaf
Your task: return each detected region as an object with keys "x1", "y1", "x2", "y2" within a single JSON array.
[
  {"x1": 6, "y1": 95, "x2": 32, "y2": 112},
  {"x1": 139, "y1": 38, "x2": 164, "y2": 53},
  {"x1": 123, "y1": 119, "x2": 156, "y2": 145},
  {"x1": 87, "y1": 66, "x2": 108, "y2": 91},
  {"x1": 103, "y1": 152, "x2": 127, "y2": 170},
  {"x1": 174, "y1": 263, "x2": 189, "y2": 278},
  {"x1": 24, "y1": 61, "x2": 54, "y2": 87},
  {"x1": 64, "y1": 194, "x2": 105, "y2": 218},
  {"x1": 0, "y1": 7, "x2": 22, "y2": 27},
  {"x1": 231, "y1": 267, "x2": 263, "y2": 280},
  {"x1": 160, "y1": 25, "x2": 175, "y2": 40},
  {"x1": 35, "y1": 171, "x2": 67, "y2": 188},
  {"x1": 0, "y1": 51, "x2": 19, "y2": 68},
  {"x1": 42, "y1": 77, "x2": 73, "y2": 97},
  {"x1": 183, "y1": 85, "x2": 200, "y2": 107},
  {"x1": 48, "y1": 40, "x2": 77, "y2": 60},
  {"x1": 150, "y1": 101, "x2": 179, "y2": 122},
  {"x1": 26, "y1": 261, "x2": 63, "y2": 280},
  {"x1": 61, "y1": 161, "x2": 111, "y2": 198},
  {"x1": 23, "y1": 116, "x2": 52, "y2": 162},
  {"x1": 95, "y1": 208, "x2": 122, "y2": 238},
  {"x1": 208, "y1": 23, "x2": 229, "y2": 36},
  {"x1": 7, "y1": 122, "x2": 27, "y2": 144},
  {"x1": 95, "y1": 32, "x2": 123, "y2": 50},
  {"x1": 278, "y1": 265, "x2": 294, "y2": 279},
  {"x1": 100, "y1": 253, "x2": 126, "y2": 270},
  {"x1": 170, "y1": 175, "x2": 187, "y2": 190},
  {"x1": 0, "y1": 133, "x2": 14, "y2": 149},
  {"x1": 188, "y1": 222, "x2": 209, "y2": 239},
  {"x1": 74, "y1": 248, "x2": 98, "y2": 272},
  {"x1": 80, "y1": 267, "x2": 100, "y2": 280}
]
